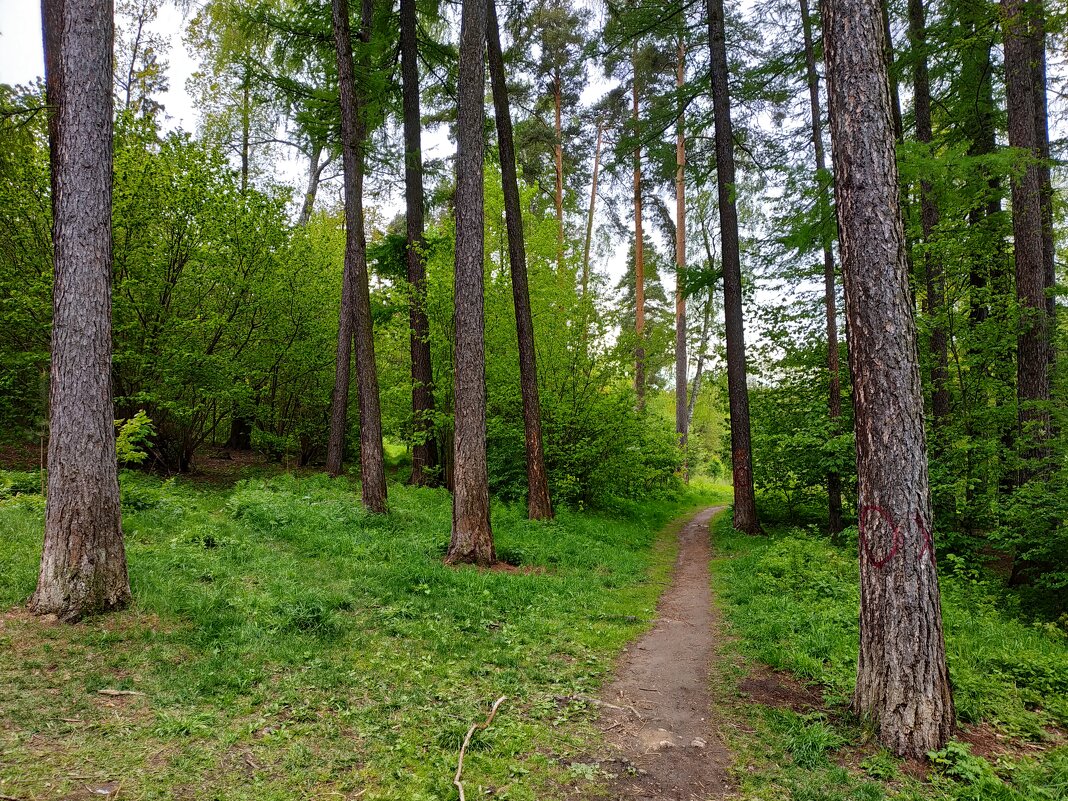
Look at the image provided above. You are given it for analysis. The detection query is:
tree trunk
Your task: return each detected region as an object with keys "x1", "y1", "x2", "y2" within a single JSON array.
[
  {"x1": 687, "y1": 289, "x2": 715, "y2": 428},
  {"x1": 554, "y1": 68, "x2": 565, "y2": 273},
  {"x1": 706, "y1": 0, "x2": 761, "y2": 533},
  {"x1": 1004, "y1": 0, "x2": 1051, "y2": 470},
  {"x1": 799, "y1": 0, "x2": 844, "y2": 535},
  {"x1": 581, "y1": 120, "x2": 603, "y2": 298},
  {"x1": 297, "y1": 141, "x2": 326, "y2": 227},
  {"x1": 400, "y1": 0, "x2": 439, "y2": 487},
  {"x1": 821, "y1": 0, "x2": 954, "y2": 755},
  {"x1": 1030, "y1": 3, "x2": 1056, "y2": 339},
  {"x1": 32, "y1": 0, "x2": 130, "y2": 621},
  {"x1": 632, "y1": 50, "x2": 646, "y2": 409},
  {"x1": 880, "y1": 0, "x2": 903, "y2": 142},
  {"x1": 331, "y1": 0, "x2": 387, "y2": 512},
  {"x1": 487, "y1": 0, "x2": 553, "y2": 520},
  {"x1": 907, "y1": 0, "x2": 950, "y2": 431},
  {"x1": 448, "y1": 0, "x2": 495, "y2": 565},
  {"x1": 675, "y1": 38, "x2": 688, "y2": 480}
]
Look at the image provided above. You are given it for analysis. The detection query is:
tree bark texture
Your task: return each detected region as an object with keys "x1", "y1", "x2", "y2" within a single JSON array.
[
  {"x1": 906, "y1": 0, "x2": 950, "y2": 430},
  {"x1": 1004, "y1": 0, "x2": 1051, "y2": 462},
  {"x1": 400, "y1": 0, "x2": 439, "y2": 486},
  {"x1": 706, "y1": 0, "x2": 761, "y2": 533},
  {"x1": 448, "y1": 0, "x2": 495, "y2": 565},
  {"x1": 487, "y1": 0, "x2": 553, "y2": 521},
  {"x1": 799, "y1": 0, "x2": 844, "y2": 535},
  {"x1": 675, "y1": 39, "x2": 688, "y2": 476},
  {"x1": 331, "y1": 0, "x2": 387, "y2": 512},
  {"x1": 632, "y1": 54, "x2": 646, "y2": 409},
  {"x1": 821, "y1": 0, "x2": 954, "y2": 755},
  {"x1": 32, "y1": 0, "x2": 131, "y2": 621}
]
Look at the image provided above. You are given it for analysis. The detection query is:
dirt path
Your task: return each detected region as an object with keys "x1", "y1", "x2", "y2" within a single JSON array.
[{"x1": 594, "y1": 506, "x2": 731, "y2": 799}]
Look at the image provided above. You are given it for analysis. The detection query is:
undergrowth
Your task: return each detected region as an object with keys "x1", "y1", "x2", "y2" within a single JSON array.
[
  {"x1": 0, "y1": 469, "x2": 731, "y2": 800},
  {"x1": 711, "y1": 513, "x2": 1068, "y2": 801}
]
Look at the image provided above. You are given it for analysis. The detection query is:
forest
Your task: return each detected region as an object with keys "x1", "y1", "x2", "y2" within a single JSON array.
[{"x1": 0, "y1": 0, "x2": 1067, "y2": 797}]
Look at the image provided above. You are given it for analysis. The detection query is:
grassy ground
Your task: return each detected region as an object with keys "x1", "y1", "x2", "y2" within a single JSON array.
[
  {"x1": 0, "y1": 469, "x2": 731, "y2": 800},
  {"x1": 710, "y1": 513, "x2": 1068, "y2": 801}
]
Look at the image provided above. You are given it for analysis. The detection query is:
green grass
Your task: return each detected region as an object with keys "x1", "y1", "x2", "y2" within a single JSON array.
[
  {"x1": 0, "y1": 469, "x2": 731, "y2": 800},
  {"x1": 710, "y1": 514, "x2": 1068, "y2": 801}
]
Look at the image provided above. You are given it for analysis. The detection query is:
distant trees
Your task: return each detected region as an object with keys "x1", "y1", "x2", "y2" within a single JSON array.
[{"x1": 31, "y1": 0, "x2": 130, "y2": 620}]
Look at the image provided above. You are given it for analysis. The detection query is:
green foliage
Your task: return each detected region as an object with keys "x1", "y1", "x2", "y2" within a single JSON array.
[
  {"x1": 115, "y1": 410, "x2": 157, "y2": 465},
  {"x1": 713, "y1": 514, "x2": 1068, "y2": 801},
  {"x1": 0, "y1": 472, "x2": 723, "y2": 799}
]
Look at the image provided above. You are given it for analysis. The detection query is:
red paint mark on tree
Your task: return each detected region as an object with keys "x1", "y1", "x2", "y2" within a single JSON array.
[{"x1": 859, "y1": 505, "x2": 903, "y2": 569}]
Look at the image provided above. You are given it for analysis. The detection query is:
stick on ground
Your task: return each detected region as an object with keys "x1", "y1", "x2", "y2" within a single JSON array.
[{"x1": 453, "y1": 695, "x2": 507, "y2": 801}]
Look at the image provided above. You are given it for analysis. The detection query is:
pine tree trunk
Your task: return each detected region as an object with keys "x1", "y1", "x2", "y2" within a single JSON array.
[
  {"x1": 907, "y1": 0, "x2": 950, "y2": 431},
  {"x1": 297, "y1": 141, "x2": 325, "y2": 227},
  {"x1": 706, "y1": 0, "x2": 761, "y2": 533},
  {"x1": 632, "y1": 51, "x2": 646, "y2": 409},
  {"x1": 674, "y1": 39, "x2": 688, "y2": 479},
  {"x1": 581, "y1": 121, "x2": 603, "y2": 299},
  {"x1": 1004, "y1": 0, "x2": 1051, "y2": 470},
  {"x1": 400, "y1": 0, "x2": 439, "y2": 487},
  {"x1": 821, "y1": 0, "x2": 954, "y2": 755},
  {"x1": 1030, "y1": 2, "x2": 1056, "y2": 339},
  {"x1": 331, "y1": 0, "x2": 387, "y2": 512},
  {"x1": 32, "y1": 0, "x2": 130, "y2": 621},
  {"x1": 554, "y1": 68, "x2": 565, "y2": 273},
  {"x1": 448, "y1": 0, "x2": 495, "y2": 565},
  {"x1": 487, "y1": 0, "x2": 553, "y2": 521},
  {"x1": 799, "y1": 0, "x2": 844, "y2": 535}
]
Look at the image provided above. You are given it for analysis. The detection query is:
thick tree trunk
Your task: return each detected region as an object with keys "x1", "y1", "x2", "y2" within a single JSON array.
[
  {"x1": 706, "y1": 0, "x2": 761, "y2": 533},
  {"x1": 1004, "y1": 0, "x2": 1051, "y2": 469},
  {"x1": 675, "y1": 39, "x2": 688, "y2": 478},
  {"x1": 632, "y1": 52, "x2": 646, "y2": 409},
  {"x1": 581, "y1": 120, "x2": 603, "y2": 299},
  {"x1": 331, "y1": 0, "x2": 388, "y2": 512},
  {"x1": 821, "y1": 0, "x2": 954, "y2": 755},
  {"x1": 1030, "y1": 3, "x2": 1056, "y2": 338},
  {"x1": 448, "y1": 0, "x2": 495, "y2": 565},
  {"x1": 799, "y1": 0, "x2": 844, "y2": 535},
  {"x1": 907, "y1": 0, "x2": 950, "y2": 431},
  {"x1": 400, "y1": 0, "x2": 439, "y2": 487},
  {"x1": 487, "y1": 0, "x2": 553, "y2": 520},
  {"x1": 32, "y1": 0, "x2": 130, "y2": 621}
]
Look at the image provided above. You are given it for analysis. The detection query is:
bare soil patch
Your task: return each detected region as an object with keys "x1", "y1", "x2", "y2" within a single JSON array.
[
  {"x1": 593, "y1": 506, "x2": 732, "y2": 800},
  {"x1": 737, "y1": 667, "x2": 823, "y2": 712}
]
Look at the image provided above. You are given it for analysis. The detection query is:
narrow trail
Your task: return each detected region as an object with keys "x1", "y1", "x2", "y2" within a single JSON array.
[{"x1": 594, "y1": 506, "x2": 731, "y2": 799}]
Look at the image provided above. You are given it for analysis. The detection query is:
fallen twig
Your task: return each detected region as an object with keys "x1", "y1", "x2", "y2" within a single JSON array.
[
  {"x1": 0, "y1": 793, "x2": 26, "y2": 801},
  {"x1": 453, "y1": 696, "x2": 507, "y2": 801},
  {"x1": 97, "y1": 689, "x2": 144, "y2": 697},
  {"x1": 558, "y1": 694, "x2": 644, "y2": 721}
]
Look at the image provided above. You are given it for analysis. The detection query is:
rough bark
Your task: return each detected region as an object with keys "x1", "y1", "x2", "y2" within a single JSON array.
[
  {"x1": 32, "y1": 0, "x2": 131, "y2": 621},
  {"x1": 447, "y1": 0, "x2": 495, "y2": 565},
  {"x1": 706, "y1": 0, "x2": 761, "y2": 533},
  {"x1": 487, "y1": 0, "x2": 553, "y2": 520},
  {"x1": 675, "y1": 39, "x2": 688, "y2": 478},
  {"x1": 906, "y1": 0, "x2": 950, "y2": 428},
  {"x1": 1030, "y1": 2, "x2": 1056, "y2": 338},
  {"x1": 331, "y1": 0, "x2": 387, "y2": 512},
  {"x1": 821, "y1": 0, "x2": 954, "y2": 755},
  {"x1": 581, "y1": 120, "x2": 603, "y2": 299},
  {"x1": 799, "y1": 0, "x2": 844, "y2": 535},
  {"x1": 632, "y1": 51, "x2": 646, "y2": 409},
  {"x1": 400, "y1": 0, "x2": 439, "y2": 486},
  {"x1": 1004, "y1": 0, "x2": 1051, "y2": 466}
]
